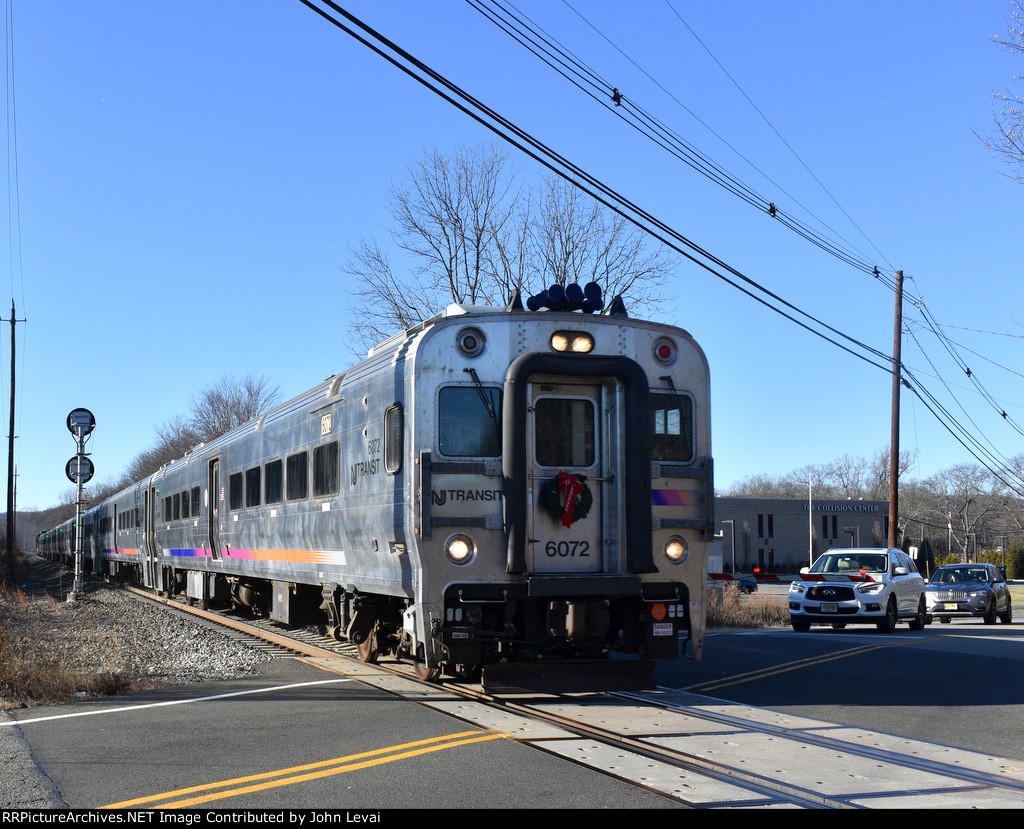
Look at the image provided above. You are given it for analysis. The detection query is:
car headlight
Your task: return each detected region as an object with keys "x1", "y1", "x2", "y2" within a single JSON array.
[
  {"x1": 968, "y1": 590, "x2": 989, "y2": 599},
  {"x1": 857, "y1": 582, "x2": 886, "y2": 594},
  {"x1": 789, "y1": 582, "x2": 806, "y2": 593}
]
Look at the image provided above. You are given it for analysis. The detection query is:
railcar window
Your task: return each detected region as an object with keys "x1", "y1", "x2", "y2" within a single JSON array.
[
  {"x1": 182, "y1": 489, "x2": 190, "y2": 519},
  {"x1": 313, "y1": 441, "x2": 340, "y2": 497},
  {"x1": 535, "y1": 398, "x2": 594, "y2": 467},
  {"x1": 246, "y1": 467, "x2": 261, "y2": 508},
  {"x1": 438, "y1": 386, "x2": 501, "y2": 457},
  {"x1": 163, "y1": 497, "x2": 172, "y2": 521},
  {"x1": 287, "y1": 452, "x2": 308, "y2": 501},
  {"x1": 229, "y1": 472, "x2": 243, "y2": 511},
  {"x1": 265, "y1": 459, "x2": 283, "y2": 504},
  {"x1": 384, "y1": 404, "x2": 402, "y2": 474},
  {"x1": 191, "y1": 488, "x2": 200, "y2": 515},
  {"x1": 650, "y1": 392, "x2": 694, "y2": 463}
]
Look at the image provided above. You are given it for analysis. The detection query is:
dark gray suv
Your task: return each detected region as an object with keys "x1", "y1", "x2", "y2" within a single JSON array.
[{"x1": 926, "y1": 563, "x2": 1012, "y2": 624}]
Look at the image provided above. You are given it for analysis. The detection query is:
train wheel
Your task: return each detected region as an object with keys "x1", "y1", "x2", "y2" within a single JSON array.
[
  {"x1": 413, "y1": 645, "x2": 440, "y2": 682},
  {"x1": 356, "y1": 623, "x2": 380, "y2": 664},
  {"x1": 414, "y1": 661, "x2": 441, "y2": 682}
]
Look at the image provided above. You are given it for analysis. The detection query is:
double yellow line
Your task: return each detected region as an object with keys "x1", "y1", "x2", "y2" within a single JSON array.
[
  {"x1": 684, "y1": 641, "x2": 902, "y2": 693},
  {"x1": 102, "y1": 730, "x2": 507, "y2": 809}
]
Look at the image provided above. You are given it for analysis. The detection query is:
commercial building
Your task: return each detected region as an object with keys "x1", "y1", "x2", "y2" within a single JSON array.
[{"x1": 713, "y1": 497, "x2": 889, "y2": 573}]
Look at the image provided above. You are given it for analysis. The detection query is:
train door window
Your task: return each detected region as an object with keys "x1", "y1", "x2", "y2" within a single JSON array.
[
  {"x1": 265, "y1": 459, "x2": 283, "y2": 505},
  {"x1": 287, "y1": 451, "x2": 308, "y2": 501},
  {"x1": 229, "y1": 472, "x2": 244, "y2": 511},
  {"x1": 438, "y1": 386, "x2": 501, "y2": 457},
  {"x1": 173, "y1": 493, "x2": 181, "y2": 521},
  {"x1": 535, "y1": 398, "x2": 594, "y2": 467},
  {"x1": 384, "y1": 404, "x2": 402, "y2": 474},
  {"x1": 246, "y1": 467, "x2": 261, "y2": 508},
  {"x1": 163, "y1": 496, "x2": 172, "y2": 521},
  {"x1": 313, "y1": 441, "x2": 340, "y2": 497},
  {"x1": 182, "y1": 489, "x2": 190, "y2": 519},
  {"x1": 650, "y1": 392, "x2": 694, "y2": 462}
]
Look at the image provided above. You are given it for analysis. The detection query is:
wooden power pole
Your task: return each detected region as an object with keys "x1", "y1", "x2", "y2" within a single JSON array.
[
  {"x1": 5, "y1": 300, "x2": 19, "y2": 575},
  {"x1": 888, "y1": 271, "x2": 904, "y2": 548}
]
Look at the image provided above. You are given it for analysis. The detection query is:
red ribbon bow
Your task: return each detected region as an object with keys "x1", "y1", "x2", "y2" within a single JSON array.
[{"x1": 557, "y1": 472, "x2": 584, "y2": 528}]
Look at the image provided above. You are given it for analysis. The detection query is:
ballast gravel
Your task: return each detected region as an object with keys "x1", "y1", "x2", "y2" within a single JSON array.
[
  {"x1": 1, "y1": 568, "x2": 275, "y2": 809},
  {"x1": 1, "y1": 580, "x2": 273, "y2": 708}
]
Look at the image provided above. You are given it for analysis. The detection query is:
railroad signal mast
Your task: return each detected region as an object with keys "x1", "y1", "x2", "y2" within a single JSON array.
[{"x1": 66, "y1": 408, "x2": 95, "y2": 600}]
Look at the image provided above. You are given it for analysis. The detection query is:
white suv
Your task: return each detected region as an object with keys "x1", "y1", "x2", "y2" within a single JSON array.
[{"x1": 789, "y1": 548, "x2": 927, "y2": 632}]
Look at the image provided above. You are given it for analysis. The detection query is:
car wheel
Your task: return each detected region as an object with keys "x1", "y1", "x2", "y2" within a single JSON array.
[
  {"x1": 984, "y1": 601, "x2": 997, "y2": 625},
  {"x1": 908, "y1": 597, "x2": 926, "y2": 630},
  {"x1": 1000, "y1": 597, "x2": 1012, "y2": 624},
  {"x1": 876, "y1": 597, "x2": 898, "y2": 632},
  {"x1": 791, "y1": 619, "x2": 811, "y2": 632}
]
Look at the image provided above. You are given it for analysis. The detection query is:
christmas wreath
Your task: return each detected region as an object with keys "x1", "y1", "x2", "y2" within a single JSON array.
[{"x1": 541, "y1": 472, "x2": 593, "y2": 528}]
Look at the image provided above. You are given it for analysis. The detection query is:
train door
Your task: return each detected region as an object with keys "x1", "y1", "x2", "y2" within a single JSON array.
[
  {"x1": 143, "y1": 486, "x2": 158, "y2": 589},
  {"x1": 208, "y1": 458, "x2": 222, "y2": 560},
  {"x1": 527, "y1": 381, "x2": 610, "y2": 574}
]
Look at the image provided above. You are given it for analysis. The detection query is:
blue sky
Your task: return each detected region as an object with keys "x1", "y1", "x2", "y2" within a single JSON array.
[{"x1": 6, "y1": 0, "x2": 1023, "y2": 511}]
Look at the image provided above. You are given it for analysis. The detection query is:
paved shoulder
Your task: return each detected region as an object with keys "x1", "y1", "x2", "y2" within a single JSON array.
[{"x1": 0, "y1": 710, "x2": 65, "y2": 808}]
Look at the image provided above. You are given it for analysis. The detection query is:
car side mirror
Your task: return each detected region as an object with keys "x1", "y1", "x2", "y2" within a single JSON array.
[{"x1": 894, "y1": 566, "x2": 909, "y2": 576}]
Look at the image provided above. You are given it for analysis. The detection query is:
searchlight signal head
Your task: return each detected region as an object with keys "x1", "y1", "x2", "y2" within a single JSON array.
[{"x1": 525, "y1": 282, "x2": 607, "y2": 314}]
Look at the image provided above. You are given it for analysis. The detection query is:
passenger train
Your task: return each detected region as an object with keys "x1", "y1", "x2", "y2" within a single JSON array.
[{"x1": 39, "y1": 286, "x2": 713, "y2": 692}]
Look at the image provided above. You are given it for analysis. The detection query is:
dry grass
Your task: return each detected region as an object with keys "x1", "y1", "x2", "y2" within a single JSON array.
[
  {"x1": 707, "y1": 582, "x2": 791, "y2": 628},
  {"x1": 0, "y1": 568, "x2": 135, "y2": 710}
]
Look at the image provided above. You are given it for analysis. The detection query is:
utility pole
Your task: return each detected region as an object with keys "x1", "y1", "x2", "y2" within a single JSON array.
[
  {"x1": 3, "y1": 300, "x2": 22, "y2": 576},
  {"x1": 888, "y1": 271, "x2": 903, "y2": 549}
]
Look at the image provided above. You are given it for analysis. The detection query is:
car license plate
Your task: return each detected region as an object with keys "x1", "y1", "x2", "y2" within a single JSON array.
[
  {"x1": 942, "y1": 602, "x2": 958, "y2": 610},
  {"x1": 820, "y1": 602, "x2": 838, "y2": 613}
]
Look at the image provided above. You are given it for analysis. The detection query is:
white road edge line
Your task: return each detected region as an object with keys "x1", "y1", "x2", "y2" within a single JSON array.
[{"x1": 0, "y1": 679, "x2": 353, "y2": 727}]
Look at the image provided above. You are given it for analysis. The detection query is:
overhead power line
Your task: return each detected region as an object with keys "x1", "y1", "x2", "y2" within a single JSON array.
[{"x1": 296, "y1": 0, "x2": 1024, "y2": 496}]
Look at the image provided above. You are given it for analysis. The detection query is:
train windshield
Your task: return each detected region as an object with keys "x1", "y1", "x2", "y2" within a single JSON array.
[
  {"x1": 651, "y1": 392, "x2": 694, "y2": 462},
  {"x1": 438, "y1": 386, "x2": 502, "y2": 457},
  {"x1": 534, "y1": 397, "x2": 595, "y2": 467}
]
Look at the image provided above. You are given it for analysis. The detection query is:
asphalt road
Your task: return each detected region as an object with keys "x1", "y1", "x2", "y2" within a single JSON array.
[{"x1": 655, "y1": 594, "x2": 1024, "y2": 762}]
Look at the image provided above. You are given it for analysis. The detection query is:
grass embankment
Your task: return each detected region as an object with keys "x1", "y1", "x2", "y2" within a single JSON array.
[
  {"x1": 707, "y1": 582, "x2": 790, "y2": 629},
  {"x1": 0, "y1": 567, "x2": 132, "y2": 710}
]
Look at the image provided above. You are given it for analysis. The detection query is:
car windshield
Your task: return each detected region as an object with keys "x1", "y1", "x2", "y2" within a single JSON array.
[
  {"x1": 931, "y1": 567, "x2": 989, "y2": 584},
  {"x1": 808, "y1": 553, "x2": 888, "y2": 575}
]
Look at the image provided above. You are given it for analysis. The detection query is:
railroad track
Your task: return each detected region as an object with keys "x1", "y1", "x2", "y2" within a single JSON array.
[{"x1": 122, "y1": 582, "x2": 1024, "y2": 809}]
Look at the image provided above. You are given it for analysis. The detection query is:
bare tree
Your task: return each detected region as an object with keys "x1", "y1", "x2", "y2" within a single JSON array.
[
  {"x1": 344, "y1": 143, "x2": 676, "y2": 351},
  {"x1": 187, "y1": 373, "x2": 282, "y2": 444},
  {"x1": 979, "y1": 0, "x2": 1024, "y2": 181},
  {"x1": 114, "y1": 373, "x2": 282, "y2": 488},
  {"x1": 926, "y1": 463, "x2": 1003, "y2": 560},
  {"x1": 529, "y1": 178, "x2": 671, "y2": 311}
]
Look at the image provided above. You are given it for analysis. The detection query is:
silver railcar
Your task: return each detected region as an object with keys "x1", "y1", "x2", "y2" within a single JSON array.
[{"x1": 39, "y1": 291, "x2": 713, "y2": 692}]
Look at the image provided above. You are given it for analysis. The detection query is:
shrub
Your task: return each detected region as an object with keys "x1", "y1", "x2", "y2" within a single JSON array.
[{"x1": 706, "y1": 582, "x2": 790, "y2": 628}]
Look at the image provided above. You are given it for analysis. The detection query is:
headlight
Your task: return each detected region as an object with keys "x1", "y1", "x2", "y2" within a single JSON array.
[
  {"x1": 550, "y1": 331, "x2": 594, "y2": 353},
  {"x1": 968, "y1": 590, "x2": 989, "y2": 598},
  {"x1": 664, "y1": 536, "x2": 688, "y2": 564},
  {"x1": 789, "y1": 582, "x2": 806, "y2": 593},
  {"x1": 857, "y1": 582, "x2": 886, "y2": 594},
  {"x1": 444, "y1": 533, "x2": 476, "y2": 565}
]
